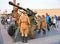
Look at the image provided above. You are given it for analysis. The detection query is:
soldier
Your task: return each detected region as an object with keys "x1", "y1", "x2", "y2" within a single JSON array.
[
  {"x1": 41, "y1": 15, "x2": 47, "y2": 34},
  {"x1": 19, "y1": 10, "x2": 30, "y2": 43},
  {"x1": 13, "y1": 3, "x2": 20, "y2": 26},
  {"x1": 34, "y1": 15, "x2": 41, "y2": 33},
  {"x1": 12, "y1": 3, "x2": 21, "y2": 41}
]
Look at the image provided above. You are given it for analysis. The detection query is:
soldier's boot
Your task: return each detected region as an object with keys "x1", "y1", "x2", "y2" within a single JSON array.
[
  {"x1": 24, "y1": 37, "x2": 28, "y2": 43},
  {"x1": 21, "y1": 36, "x2": 24, "y2": 43},
  {"x1": 42, "y1": 29, "x2": 46, "y2": 35},
  {"x1": 38, "y1": 29, "x2": 41, "y2": 34},
  {"x1": 30, "y1": 36, "x2": 35, "y2": 39}
]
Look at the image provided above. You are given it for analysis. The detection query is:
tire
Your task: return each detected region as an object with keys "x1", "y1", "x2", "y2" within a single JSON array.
[
  {"x1": 29, "y1": 25, "x2": 37, "y2": 39},
  {"x1": 1, "y1": 20, "x2": 5, "y2": 25},
  {"x1": 8, "y1": 26, "x2": 16, "y2": 36}
]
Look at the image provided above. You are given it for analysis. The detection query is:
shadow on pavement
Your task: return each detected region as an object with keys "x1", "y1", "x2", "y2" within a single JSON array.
[
  {"x1": 50, "y1": 41, "x2": 60, "y2": 44},
  {"x1": 14, "y1": 28, "x2": 60, "y2": 42}
]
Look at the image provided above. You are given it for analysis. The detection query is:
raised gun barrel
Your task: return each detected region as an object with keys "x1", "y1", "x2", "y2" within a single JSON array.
[
  {"x1": 26, "y1": 8, "x2": 37, "y2": 16},
  {"x1": 9, "y1": 1, "x2": 37, "y2": 16},
  {"x1": 9, "y1": 1, "x2": 27, "y2": 11}
]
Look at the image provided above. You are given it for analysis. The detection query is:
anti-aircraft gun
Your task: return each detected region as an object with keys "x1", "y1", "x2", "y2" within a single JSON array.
[{"x1": 8, "y1": 1, "x2": 37, "y2": 39}]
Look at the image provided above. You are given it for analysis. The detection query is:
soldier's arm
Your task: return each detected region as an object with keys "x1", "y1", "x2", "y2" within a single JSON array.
[
  {"x1": 18, "y1": 17, "x2": 21, "y2": 27},
  {"x1": 27, "y1": 17, "x2": 30, "y2": 25},
  {"x1": 28, "y1": 18, "x2": 30, "y2": 25}
]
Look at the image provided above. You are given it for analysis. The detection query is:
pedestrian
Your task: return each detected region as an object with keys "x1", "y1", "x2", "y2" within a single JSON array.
[
  {"x1": 52, "y1": 16, "x2": 56, "y2": 28},
  {"x1": 46, "y1": 13, "x2": 50, "y2": 31},
  {"x1": 55, "y1": 15, "x2": 58, "y2": 21},
  {"x1": 34, "y1": 15, "x2": 41, "y2": 34},
  {"x1": 54, "y1": 15, "x2": 58, "y2": 27},
  {"x1": 41, "y1": 15, "x2": 47, "y2": 34}
]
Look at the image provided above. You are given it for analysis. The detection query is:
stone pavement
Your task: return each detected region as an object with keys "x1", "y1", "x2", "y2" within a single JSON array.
[
  {"x1": 0, "y1": 28, "x2": 4, "y2": 44},
  {"x1": 0, "y1": 21, "x2": 60, "y2": 44},
  {"x1": 0, "y1": 22, "x2": 13, "y2": 44}
]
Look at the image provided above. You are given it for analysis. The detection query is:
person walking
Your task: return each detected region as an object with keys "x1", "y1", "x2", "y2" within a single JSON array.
[
  {"x1": 41, "y1": 15, "x2": 47, "y2": 34},
  {"x1": 46, "y1": 13, "x2": 51, "y2": 31}
]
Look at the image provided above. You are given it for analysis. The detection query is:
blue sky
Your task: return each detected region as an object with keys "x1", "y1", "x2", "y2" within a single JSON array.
[{"x1": 0, "y1": 0, "x2": 60, "y2": 13}]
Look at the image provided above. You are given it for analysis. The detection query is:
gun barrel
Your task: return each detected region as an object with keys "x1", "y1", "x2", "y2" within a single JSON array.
[{"x1": 9, "y1": 1, "x2": 27, "y2": 11}]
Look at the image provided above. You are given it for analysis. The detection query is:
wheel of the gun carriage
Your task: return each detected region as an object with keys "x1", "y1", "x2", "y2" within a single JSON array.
[
  {"x1": 7, "y1": 25, "x2": 17, "y2": 37},
  {"x1": 1, "y1": 20, "x2": 5, "y2": 25},
  {"x1": 28, "y1": 25, "x2": 37, "y2": 39}
]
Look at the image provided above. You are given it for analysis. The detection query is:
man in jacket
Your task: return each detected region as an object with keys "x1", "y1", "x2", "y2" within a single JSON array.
[{"x1": 46, "y1": 13, "x2": 50, "y2": 31}]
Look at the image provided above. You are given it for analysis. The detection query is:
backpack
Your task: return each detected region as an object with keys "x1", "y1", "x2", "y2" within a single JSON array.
[{"x1": 49, "y1": 17, "x2": 52, "y2": 26}]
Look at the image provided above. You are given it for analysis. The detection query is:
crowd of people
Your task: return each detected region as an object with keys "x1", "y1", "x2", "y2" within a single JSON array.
[
  {"x1": 34, "y1": 13, "x2": 58, "y2": 34},
  {"x1": 1, "y1": 11, "x2": 58, "y2": 43}
]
